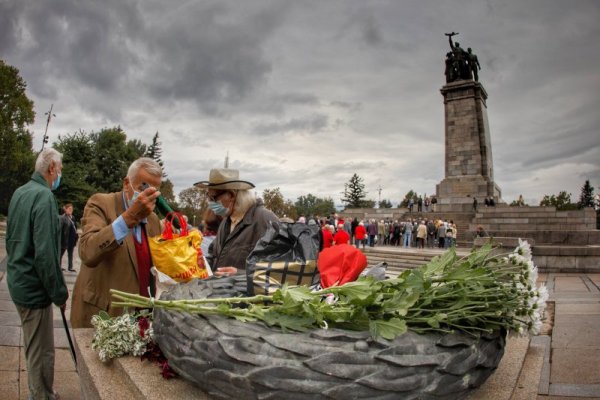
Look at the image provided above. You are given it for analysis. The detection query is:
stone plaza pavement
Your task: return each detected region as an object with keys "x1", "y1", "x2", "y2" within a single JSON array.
[{"x1": 0, "y1": 225, "x2": 599, "y2": 399}]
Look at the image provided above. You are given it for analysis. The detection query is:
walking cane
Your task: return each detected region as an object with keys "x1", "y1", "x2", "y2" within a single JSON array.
[{"x1": 60, "y1": 307, "x2": 77, "y2": 368}]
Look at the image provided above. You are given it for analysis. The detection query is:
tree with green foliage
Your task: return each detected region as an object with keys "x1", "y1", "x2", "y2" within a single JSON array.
[
  {"x1": 89, "y1": 127, "x2": 141, "y2": 193},
  {"x1": 128, "y1": 139, "x2": 147, "y2": 159},
  {"x1": 360, "y1": 199, "x2": 376, "y2": 208},
  {"x1": 54, "y1": 131, "x2": 97, "y2": 221},
  {"x1": 379, "y1": 199, "x2": 393, "y2": 208},
  {"x1": 399, "y1": 190, "x2": 417, "y2": 208},
  {"x1": 539, "y1": 191, "x2": 578, "y2": 211},
  {"x1": 578, "y1": 180, "x2": 595, "y2": 209},
  {"x1": 178, "y1": 186, "x2": 206, "y2": 226},
  {"x1": 341, "y1": 174, "x2": 367, "y2": 209},
  {"x1": 295, "y1": 193, "x2": 336, "y2": 217},
  {"x1": 159, "y1": 179, "x2": 177, "y2": 205},
  {"x1": 263, "y1": 188, "x2": 297, "y2": 220},
  {"x1": 0, "y1": 60, "x2": 36, "y2": 214},
  {"x1": 145, "y1": 132, "x2": 166, "y2": 177}
]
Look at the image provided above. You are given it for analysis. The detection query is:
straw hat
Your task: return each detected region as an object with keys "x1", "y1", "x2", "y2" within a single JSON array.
[{"x1": 194, "y1": 168, "x2": 255, "y2": 190}]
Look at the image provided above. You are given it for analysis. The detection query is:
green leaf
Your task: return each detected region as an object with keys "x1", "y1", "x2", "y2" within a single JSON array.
[
  {"x1": 321, "y1": 305, "x2": 355, "y2": 323},
  {"x1": 369, "y1": 318, "x2": 407, "y2": 340},
  {"x1": 261, "y1": 309, "x2": 315, "y2": 332},
  {"x1": 382, "y1": 291, "x2": 420, "y2": 316},
  {"x1": 328, "y1": 279, "x2": 377, "y2": 305},
  {"x1": 98, "y1": 310, "x2": 110, "y2": 320},
  {"x1": 282, "y1": 285, "x2": 315, "y2": 303},
  {"x1": 426, "y1": 317, "x2": 440, "y2": 328},
  {"x1": 422, "y1": 249, "x2": 457, "y2": 277}
]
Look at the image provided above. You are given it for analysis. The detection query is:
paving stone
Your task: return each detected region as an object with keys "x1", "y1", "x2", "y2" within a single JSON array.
[
  {"x1": 0, "y1": 326, "x2": 21, "y2": 346},
  {"x1": 54, "y1": 327, "x2": 70, "y2": 349},
  {"x1": 55, "y1": 348, "x2": 77, "y2": 372},
  {"x1": 512, "y1": 337, "x2": 546, "y2": 400},
  {"x1": 538, "y1": 395, "x2": 600, "y2": 400},
  {"x1": 552, "y1": 314, "x2": 600, "y2": 348},
  {"x1": 554, "y1": 276, "x2": 589, "y2": 291},
  {"x1": 588, "y1": 274, "x2": 600, "y2": 287},
  {"x1": 54, "y1": 371, "x2": 82, "y2": 400},
  {"x1": 0, "y1": 346, "x2": 19, "y2": 371},
  {"x1": 555, "y1": 303, "x2": 600, "y2": 315},
  {"x1": 550, "y1": 348, "x2": 600, "y2": 385},
  {"x1": 0, "y1": 370, "x2": 19, "y2": 400},
  {"x1": 0, "y1": 291, "x2": 13, "y2": 301},
  {"x1": 0, "y1": 310, "x2": 21, "y2": 326},
  {"x1": 0, "y1": 299, "x2": 16, "y2": 311},
  {"x1": 549, "y1": 383, "x2": 600, "y2": 398}
]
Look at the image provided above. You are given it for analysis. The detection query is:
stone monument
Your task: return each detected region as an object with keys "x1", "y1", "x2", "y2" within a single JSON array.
[{"x1": 436, "y1": 33, "x2": 502, "y2": 212}]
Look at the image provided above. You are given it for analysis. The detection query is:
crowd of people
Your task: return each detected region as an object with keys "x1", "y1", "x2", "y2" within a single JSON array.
[{"x1": 295, "y1": 214, "x2": 460, "y2": 251}]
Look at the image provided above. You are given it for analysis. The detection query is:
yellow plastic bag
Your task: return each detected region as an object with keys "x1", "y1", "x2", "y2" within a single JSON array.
[{"x1": 148, "y1": 212, "x2": 208, "y2": 282}]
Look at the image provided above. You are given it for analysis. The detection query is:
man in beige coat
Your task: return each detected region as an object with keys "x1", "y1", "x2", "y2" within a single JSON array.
[{"x1": 71, "y1": 158, "x2": 162, "y2": 328}]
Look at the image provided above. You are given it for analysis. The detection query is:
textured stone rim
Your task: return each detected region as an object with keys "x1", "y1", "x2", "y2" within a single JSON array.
[{"x1": 154, "y1": 277, "x2": 506, "y2": 400}]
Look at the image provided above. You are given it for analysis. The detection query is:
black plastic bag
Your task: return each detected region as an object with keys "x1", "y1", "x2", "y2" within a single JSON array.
[{"x1": 246, "y1": 221, "x2": 320, "y2": 296}]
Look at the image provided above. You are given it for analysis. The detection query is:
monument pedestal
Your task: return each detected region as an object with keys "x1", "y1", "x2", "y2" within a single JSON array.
[
  {"x1": 437, "y1": 175, "x2": 502, "y2": 212},
  {"x1": 436, "y1": 80, "x2": 502, "y2": 211}
]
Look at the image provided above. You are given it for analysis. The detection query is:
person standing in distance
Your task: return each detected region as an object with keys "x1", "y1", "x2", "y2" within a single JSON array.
[
  {"x1": 70, "y1": 157, "x2": 162, "y2": 328},
  {"x1": 60, "y1": 203, "x2": 79, "y2": 272},
  {"x1": 6, "y1": 148, "x2": 68, "y2": 400}
]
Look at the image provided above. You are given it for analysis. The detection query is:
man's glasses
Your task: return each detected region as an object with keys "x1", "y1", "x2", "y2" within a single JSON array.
[{"x1": 207, "y1": 191, "x2": 228, "y2": 202}]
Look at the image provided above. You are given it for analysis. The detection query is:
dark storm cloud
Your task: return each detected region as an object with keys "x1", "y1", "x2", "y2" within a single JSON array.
[
  {"x1": 2, "y1": 1, "x2": 599, "y2": 204},
  {"x1": 251, "y1": 114, "x2": 329, "y2": 136},
  {"x1": 2, "y1": 1, "x2": 144, "y2": 97},
  {"x1": 2, "y1": 0, "x2": 291, "y2": 117}
]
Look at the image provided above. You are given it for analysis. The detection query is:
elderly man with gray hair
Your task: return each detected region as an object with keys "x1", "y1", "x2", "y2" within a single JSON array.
[
  {"x1": 6, "y1": 148, "x2": 68, "y2": 400},
  {"x1": 71, "y1": 157, "x2": 164, "y2": 328}
]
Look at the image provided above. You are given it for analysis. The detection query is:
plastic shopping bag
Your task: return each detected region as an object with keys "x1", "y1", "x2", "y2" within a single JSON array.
[
  {"x1": 246, "y1": 221, "x2": 320, "y2": 295},
  {"x1": 148, "y1": 212, "x2": 209, "y2": 282}
]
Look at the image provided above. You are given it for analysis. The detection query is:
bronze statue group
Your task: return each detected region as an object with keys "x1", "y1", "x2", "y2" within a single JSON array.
[{"x1": 445, "y1": 32, "x2": 481, "y2": 82}]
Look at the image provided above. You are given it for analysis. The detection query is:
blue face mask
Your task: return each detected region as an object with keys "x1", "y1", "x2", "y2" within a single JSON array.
[
  {"x1": 208, "y1": 200, "x2": 229, "y2": 216},
  {"x1": 128, "y1": 182, "x2": 140, "y2": 208},
  {"x1": 51, "y1": 173, "x2": 62, "y2": 191}
]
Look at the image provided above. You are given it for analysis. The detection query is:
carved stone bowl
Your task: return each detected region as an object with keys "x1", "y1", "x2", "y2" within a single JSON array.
[{"x1": 154, "y1": 277, "x2": 506, "y2": 400}]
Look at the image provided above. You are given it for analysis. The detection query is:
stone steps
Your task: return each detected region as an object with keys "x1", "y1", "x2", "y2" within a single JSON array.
[
  {"x1": 472, "y1": 207, "x2": 597, "y2": 232},
  {"x1": 362, "y1": 247, "x2": 469, "y2": 277}
]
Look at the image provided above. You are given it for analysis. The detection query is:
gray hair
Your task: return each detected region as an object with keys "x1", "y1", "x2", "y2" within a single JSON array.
[
  {"x1": 35, "y1": 148, "x2": 63, "y2": 174},
  {"x1": 127, "y1": 157, "x2": 162, "y2": 179}
]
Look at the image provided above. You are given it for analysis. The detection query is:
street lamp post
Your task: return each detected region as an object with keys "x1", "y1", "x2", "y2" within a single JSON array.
[{"x1": 41, "y1": 104, "x2": 56, "y2": 151}]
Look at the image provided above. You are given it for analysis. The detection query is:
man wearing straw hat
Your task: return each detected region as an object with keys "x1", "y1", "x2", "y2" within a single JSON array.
[{"x1": 195, "y1": 168, "x2": 278, "y2": 276}]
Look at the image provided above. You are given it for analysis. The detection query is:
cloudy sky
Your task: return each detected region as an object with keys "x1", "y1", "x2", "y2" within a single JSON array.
[{"x1": 2, "y1": 0, "x2": 599, "y2": 207}]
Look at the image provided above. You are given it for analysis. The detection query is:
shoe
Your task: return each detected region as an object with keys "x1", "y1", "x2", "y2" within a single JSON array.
[
  {"x1": 61, "y1": 268, "x2": 66, "y2": 271},
  {"x1": 68, "y1": 268, "x2": 75, "y2": 272}
]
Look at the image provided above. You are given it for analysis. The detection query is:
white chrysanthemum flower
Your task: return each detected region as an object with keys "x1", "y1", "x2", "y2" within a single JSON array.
[
  {"x1": 517, "y1": 238, "x2": 532, "y2": 259},
  {"x1": 529, "y1": 316, "x2": 543, "y2": 335}
]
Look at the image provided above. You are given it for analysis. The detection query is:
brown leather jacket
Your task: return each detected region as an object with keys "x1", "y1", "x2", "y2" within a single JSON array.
[
  {"x1": 209, "y1": 203, "x2": 278, "y2": 272},
  {"x1": 70, "y1": 192, "x2": 160, "y2": 328}
]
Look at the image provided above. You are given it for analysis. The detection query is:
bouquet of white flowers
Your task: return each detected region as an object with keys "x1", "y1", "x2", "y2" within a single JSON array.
[
  {"x1": 91, "y1": 310, "x2": 153, "y2": 362},
  {"x1": 108, "y1": 240, "x2": 548, "y2": 340}
]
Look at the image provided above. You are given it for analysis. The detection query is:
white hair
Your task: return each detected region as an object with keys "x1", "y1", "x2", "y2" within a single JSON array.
[
  {"x1": 127, "y1": 157, "x2": 162, "y2": 179},
  {"x1": 233, "y1": 189, "x2": 257, "y2": 212},
  {"x1": 35, "y1": 148, "x2": 63, "y2": 174}
]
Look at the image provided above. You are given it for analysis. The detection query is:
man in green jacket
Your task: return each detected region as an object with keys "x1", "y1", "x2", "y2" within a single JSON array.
[{"x1": 6, "y1": 148, "x2": 68, "y2": 400}]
